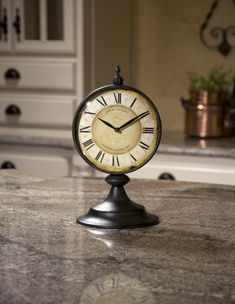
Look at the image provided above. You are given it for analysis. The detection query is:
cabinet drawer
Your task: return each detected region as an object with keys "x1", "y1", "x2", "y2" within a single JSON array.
[
  {"x1": 0, "y1": 153, "x2": 69, "y2": 176},
  {"x1": 0, "y1": 95, "x2": 75, "y2": 128},
  {"x1": 0, "y1": 60, "x2": 75, "y2": 91}
]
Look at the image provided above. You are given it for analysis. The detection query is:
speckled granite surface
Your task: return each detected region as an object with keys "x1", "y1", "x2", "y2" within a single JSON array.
[
  {"x1": 0, "y1": 170, "x2": 235, "y2": 304},
  {"x1": 0, "y1": 131, "x2": 235, "y2": 158}
]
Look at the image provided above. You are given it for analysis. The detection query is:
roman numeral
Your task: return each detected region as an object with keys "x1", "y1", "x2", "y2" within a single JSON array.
[
  {"x1": 82, "y1": 138, "x2": 94, "y2": 150},
  {"x1": 138, "y1": 295, "x2": 151, "y2": 304},
  {"x1": 95, "y1": 150, "x2": 105, "y2": 163},
  {"x1": 112, "y1": 155, "x2": 120, "y2": 167},
  {"x1": 142, "y1": 127, "x2": 154, "y2": 134},
  {"x1": 139, "y1": 141, "x2": 149, "y2": 151},
  {"x1": 95, "y1": 282, "x2": 105, "y2": 295},
  {"x1": 130, "y1": 98, "x2": 137, "y2": 108},
  {"x1": 80, "y1": 126, "x2": 91, "y2": 133},
  {"x1": 112, "y1": 277, "x2": 120, "y2": 289},
  {"x1": 83, "y1": 294, "x2": 94, "y2": 304},
  {"x1": 84, "y1": 111, "x2": 95, "y2": 115},
  {"x1": 130, "y1": 153, "x2": 137, "y2": 161},
  {"x1": 114, "y1": 92, "x2": 121, "y2": 104},
  {"x1": 96, "y1": 96, "x2": 107, "y2": 107}
]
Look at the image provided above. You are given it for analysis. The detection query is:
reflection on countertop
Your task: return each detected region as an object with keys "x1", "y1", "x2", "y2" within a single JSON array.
[{"x1": 0, "y1": 170, "x2": 234, "y2": 303}]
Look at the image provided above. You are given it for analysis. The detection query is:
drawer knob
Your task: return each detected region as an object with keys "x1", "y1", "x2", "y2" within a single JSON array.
[
  {"x1": 158, "y1": 172, "x2": 175, "y2": 180},
  {"x1": 5, "y1": 104, "x2": 21, "y2": 116},
  {"x1": 1, "y1": 161, "x2": 16, "y2": 169},
  {"x1": 5, "y1": 68, "x2": 20, "y2": 80}
]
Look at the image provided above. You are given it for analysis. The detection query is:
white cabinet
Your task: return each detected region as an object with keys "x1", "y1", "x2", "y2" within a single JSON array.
[
  {"x1": 0, "y1": 0, "x2": 77, "y2": 176},
  {"x1": 0, "y1": 0, "x2": 132, "y2": 177},
  {"x1": 0, "y1": 0, "x2": 74, "y2": 53}
]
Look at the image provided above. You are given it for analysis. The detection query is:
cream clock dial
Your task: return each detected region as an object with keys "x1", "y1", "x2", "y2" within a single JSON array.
[{"x1": 73, "y1": 86, "x2": 161, "y2": 174}]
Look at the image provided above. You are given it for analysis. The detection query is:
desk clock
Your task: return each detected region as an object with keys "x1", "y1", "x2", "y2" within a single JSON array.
[{"x1": 72, "y1": 66, "x2": 161, "y2": 228}]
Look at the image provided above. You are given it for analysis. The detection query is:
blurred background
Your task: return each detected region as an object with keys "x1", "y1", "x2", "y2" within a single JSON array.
[{"x1": 0, "y1": 0, "x2": 235, "y2": 185}]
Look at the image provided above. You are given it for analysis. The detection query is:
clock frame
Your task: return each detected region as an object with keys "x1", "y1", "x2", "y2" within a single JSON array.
[{"x1": 72, "y1": 84, "x2": 161, "y2": 175}]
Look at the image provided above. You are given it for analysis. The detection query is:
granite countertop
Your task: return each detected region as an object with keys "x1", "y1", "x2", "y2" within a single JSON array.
[
  {"x1": 0, "y1": 170, "x2": 234, "y2": 303},
  {"x1": 0, "y1": 131, "x2": 235, "y2": 159}
]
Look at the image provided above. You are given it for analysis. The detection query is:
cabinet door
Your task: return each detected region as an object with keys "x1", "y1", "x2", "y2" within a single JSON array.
[
  {"x1": 12, "y1": 0, "x2": 74, "y2": 53},
  {"x1": 0, "y1": 0, "x2": 12, "y2": 52}
]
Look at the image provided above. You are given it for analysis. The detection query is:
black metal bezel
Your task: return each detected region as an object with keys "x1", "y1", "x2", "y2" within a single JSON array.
[{"x1": 72, "y1": 84, "x2": 162, "y2": 175}]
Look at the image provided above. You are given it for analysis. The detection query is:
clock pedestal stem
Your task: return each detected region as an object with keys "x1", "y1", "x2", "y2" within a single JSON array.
[{"x1": 77, "y1": 174, "x2": 159, "y2": 229}]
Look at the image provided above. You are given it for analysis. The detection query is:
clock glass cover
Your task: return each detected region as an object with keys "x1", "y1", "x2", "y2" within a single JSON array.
[{"x1": 73, "y1": 86, "x2": 161, "y2": 174}]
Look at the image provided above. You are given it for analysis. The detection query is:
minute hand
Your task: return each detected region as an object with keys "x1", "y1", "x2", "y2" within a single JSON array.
[{"x1": 118, "y1": 111, "x2": 150, "y2": 131}]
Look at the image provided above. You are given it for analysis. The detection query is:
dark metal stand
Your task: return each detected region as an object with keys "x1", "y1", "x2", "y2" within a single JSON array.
[{"x1": 77, "y1": 174, "x2": 159, "y2": 229}]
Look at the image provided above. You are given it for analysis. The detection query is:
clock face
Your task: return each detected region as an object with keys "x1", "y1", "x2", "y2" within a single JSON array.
[
  {"x1": 73, "y1": 86, "x2": 161, "y2": 174},
  {"x1": 80, "y1": 273, "x2": 156, "y2": 304}
]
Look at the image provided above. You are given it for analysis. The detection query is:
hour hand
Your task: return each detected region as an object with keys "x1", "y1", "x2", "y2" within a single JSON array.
[{"x1": 98, "y1": 118, "x2": 116, "y2": 130}]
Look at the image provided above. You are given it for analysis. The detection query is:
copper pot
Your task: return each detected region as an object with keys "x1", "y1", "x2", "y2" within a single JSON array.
[
  {"x1": 181, "y1": 99, "x2": 231, "y2": 138},
  {"x1": 189, "y1": 90, "x2": 229, "y2": 106}
]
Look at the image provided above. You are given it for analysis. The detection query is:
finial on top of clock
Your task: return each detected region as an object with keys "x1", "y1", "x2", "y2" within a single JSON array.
[{"x1": 113, "y1": 65, "x2": 123, "y2": 85}]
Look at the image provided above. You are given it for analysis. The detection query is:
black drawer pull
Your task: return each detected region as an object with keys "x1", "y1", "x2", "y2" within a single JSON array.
[
  {"x1": 158, "y1": 172, "x2": 175, "y2": 180},
  {"x1": 0, "y1": 7, "x2": 8, "y2": 41},
  {"x1": 5, "y1": 104, "x2": 21, "y2": 116},
  {"x1": 12, "y1": 8, "x2": 21, "y2": 41},
  {"x1": 5, "y1": 68, "x2": 20, "y2": 80},
  {"x1": 1, "y1": 161, "x2": 16, "y2": 169}
]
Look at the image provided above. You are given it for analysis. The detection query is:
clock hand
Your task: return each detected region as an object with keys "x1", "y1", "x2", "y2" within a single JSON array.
[
  {"x1": 98, "y1": 118, "x2": 117, "y2": 130},
  {"x1": 118, "y1": 111, "x2": 150, "y2": 131}
]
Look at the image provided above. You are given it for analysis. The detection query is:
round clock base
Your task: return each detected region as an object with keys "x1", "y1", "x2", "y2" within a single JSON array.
[
  {"x1": 77, "y1": 174, "x2": 160, "y2": 229},
  {"x1": 77, "y1": 209, "x2": 159, "y2": 229}
]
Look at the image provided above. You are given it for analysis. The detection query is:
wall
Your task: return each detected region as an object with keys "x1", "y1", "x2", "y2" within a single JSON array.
[
  {"x1": 88, "y1": 0, "x2": 132, "y2": 90},
  {"x1": 131, "y1": 0, "x2": 235, "y2": 132}
]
